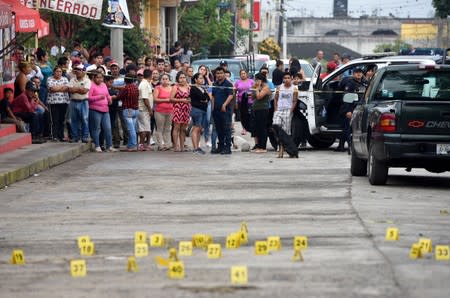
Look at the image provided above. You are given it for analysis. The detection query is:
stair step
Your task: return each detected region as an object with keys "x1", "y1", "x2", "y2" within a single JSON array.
[
  {"x1": 0, "y1": 124, "x2": 16, "y2": 138},
  {"x1": 0, "y1": 133, "x2": 32, "y2": 154}
]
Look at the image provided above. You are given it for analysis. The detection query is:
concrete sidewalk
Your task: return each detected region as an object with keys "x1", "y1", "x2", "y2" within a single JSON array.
[{"x1": 0, "y1": 142, "x2": 91, "y2": 189}]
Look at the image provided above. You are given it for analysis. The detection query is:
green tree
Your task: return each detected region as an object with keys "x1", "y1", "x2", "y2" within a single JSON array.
[
  {"x1": 178, "y1": 0, "x2": 235, "y2": 56},
  {"x1": 433, "y1": 0, "x2": 450, "y2": 18},
  {"x1": 373, "y1": 39, "x2": 411, "y2": 54}
]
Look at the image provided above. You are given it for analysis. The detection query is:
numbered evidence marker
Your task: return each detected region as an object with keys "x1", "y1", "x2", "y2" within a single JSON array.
[
  {"x1": 385, "y1": 227, "x2": 399, "y2": 241},
  {"x1": 178, "y1": 241, "x2": 193, "y2": 256},
  {"x1": 135, "y1": 243, "x2": 149, "y2": 257},
  {"x1": 70, "y1": 259, "x2": 87, "y2": 277},
  {"x1": 435, "y1": 245, "x2": 450, "y2": 261},
  {"x1": 127, "y1": 256, "x2": 138, "y2": 272},
  {"x1": 409, "y1": 243, "x2": 422, "y2": 259},
  {"x1": 135, "y1": 231, "x2": 147, "y2": 244},
  {"x1": 239, "y1": 222, "x2": 249, "y2": 244},
  {"x1": 150, "y1": 233, "x2": 165, "y2": 247},
  {"x1": 418, "y1": 238, "x2": 432, "y2": 254},
  {"x1": 167, "y1": 261, "x2": 184, "y2": 279},
  {"x1": 293, "y1": 236, "x2": 308, "y2": 250},
  {"x1": 267, "y1": 236, "x2": 282, "y2": 251},
  {"x1": 207, "y1": 244, "x2": 222, "y2": 259},
  {"x1": 77, "y1": 235, "x2": 91, "y2": 248},
  {"x1": 80, "y1": 241, "x2": 95, "y2": 256},
  {"x1": 292, "y1": 249, "x2": 304, "y2": 262},
  {"x1": 192, "y1": 234, "x2": 213, "y2": 249},
  {"x1": 11, "y1": 250, "x2": 25, "y2": 265},
  {"x1": 231, "y1": 266, "x2": 248, "y2": 285},
  {"x1": 254, "y1": 241, "x2": 269, "y2": 255},
  {"x1": 154, "y1": 248, "x2": 178, "y2": 267},
  {"x1": 226, "y1": 233, "x2": 241, "y2": 249}
]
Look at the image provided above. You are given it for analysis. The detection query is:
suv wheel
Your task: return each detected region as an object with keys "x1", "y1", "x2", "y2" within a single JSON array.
[
  {"x1": 367, "y1": 144, "x2": 388, "y2": 185},
  {"x1": 350, "y1": 143, "x2": 367, "y2": 176}
]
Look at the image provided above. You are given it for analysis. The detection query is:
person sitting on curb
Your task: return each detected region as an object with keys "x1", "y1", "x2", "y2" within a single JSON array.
[
  {"x1": 0, "y1": 88, "x2": 26, "y2": 133},
  {"x1": 10, "y1": 81, "x2": 45, "y2": 143}
]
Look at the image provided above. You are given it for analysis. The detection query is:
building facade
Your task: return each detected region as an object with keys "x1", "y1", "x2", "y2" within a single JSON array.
[{"x1": 141, "y1": 0, "x2": 179, "y2": 55}]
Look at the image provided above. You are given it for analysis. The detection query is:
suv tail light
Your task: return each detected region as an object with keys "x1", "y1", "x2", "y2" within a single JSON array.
[{"x1": 375, "y1": 113, "x2": 396, "y2": 132}]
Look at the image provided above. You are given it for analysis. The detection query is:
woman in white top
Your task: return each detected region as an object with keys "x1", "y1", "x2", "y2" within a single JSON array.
[{"x1": 47, "y1": 65, "x2": 70, "y2": 141}]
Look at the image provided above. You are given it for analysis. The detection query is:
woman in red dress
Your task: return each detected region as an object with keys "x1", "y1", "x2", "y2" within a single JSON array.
[{"x1": 170, "y1": 71, "x2": 191, "y2": 152}]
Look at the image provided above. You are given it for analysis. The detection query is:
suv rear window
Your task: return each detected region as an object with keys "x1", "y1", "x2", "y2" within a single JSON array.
[{"x1": 375, "y1": 70, "x2": 450, "y2": 100}]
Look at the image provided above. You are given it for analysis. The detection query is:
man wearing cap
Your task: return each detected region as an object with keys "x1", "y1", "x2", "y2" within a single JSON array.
[
  {"x1": 219, "y1": 60, "x2": 235, "y2": 82},
  {"x1": 11, "y1": 81, "x2": 45, "y2": 143},
  {"x1": 68, "y1": 63, "x2": 91, "y2": 143},
  {"x1": 104, "y1": 56, "x2": 113, "y2": 72},
  {"x1": 336, "y1": 67, "x2": 366, "y2": 153}
]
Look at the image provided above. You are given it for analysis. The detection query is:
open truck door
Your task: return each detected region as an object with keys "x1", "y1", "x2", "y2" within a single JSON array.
[{"x1": 305, "y1": 64, "x2": 337, "y2": 148}]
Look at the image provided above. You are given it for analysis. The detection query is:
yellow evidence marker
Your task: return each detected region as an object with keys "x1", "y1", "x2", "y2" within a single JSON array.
[
  {"x1": 154, "y1": 248, "x2": 179, "y2": 267},
  {"x1": 435, "y1": 245, "x2": 450, "y2": 261},
  {"x1": 154, "y1": 256, "x2": 169, "y2": 267},
  {"x1": 231, "y1": 266, "x2": 248, "y2": 285},
  {"x1": 127, "y1": 256, "x2": 139, "y2": 272},
  {"x1": 267, "y1": 236, "x2": 281, "y2": 251},
  {"x1": 135, "y1": 231, "x2": 147, "y2": 244},
  {"x1": 294, "y1": 236, "x2": 308, "y2": 250},
  {"x1": 226, "y1": 233, "x2": 241, "y2": 249},
  {"x1": 240, "y1": 222, "x2": 249, "y2": 244},
  {"x1": 168, "y1": 261, "x2": 185, "y2": 279},
  {"x1": 255, "y1": 241, "x2": 269, "y2": 255},
  {"x1": 192, "y1": 234, "x2": 212, "y2": 249},
  {"x1": 11, "y1": 250, "x2": 25, "y2": 265},
  {"x1": 409, "y1": 243, "x2": 422, "y2": 259},
  {"x1": 70, "y1": 259, "x2": 87, "y2": 277},
  {"x1": 292, "y1": 249, "x2": 304, "y2": 262},
  {"x1": 80, "y1": 241, "x2": 95, "y2": 256},
  {"x1": 207, "y1": 244, "x2": 222, "y2": 259},
  {"x1": 418, "y1": 238, "x2": 432, "y2": 254},
  {"x1": 385, "y1": 227, "x2": 399, "y2": 241},
  {"x1": 178, "y1": 241, "x2": 193, "y2": 256},
  {"x1": 135, "y1": 243, "x2": 149, "y2": 257},
  {"x1": 77, "y1": 235, "x2": 91, "y2": 248},
  {"x1": 150, "y1": 233, "x2": 165, "y2": 247}
]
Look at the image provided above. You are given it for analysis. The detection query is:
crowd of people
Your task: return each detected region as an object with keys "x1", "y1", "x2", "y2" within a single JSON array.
[{"x1": 1, "y1": 43, "x2": 367, "y2": 155}]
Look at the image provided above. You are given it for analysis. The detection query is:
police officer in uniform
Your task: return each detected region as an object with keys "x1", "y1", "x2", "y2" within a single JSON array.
[{"x1": 335, "y1": 67, "x2": 367, "y2": 153}]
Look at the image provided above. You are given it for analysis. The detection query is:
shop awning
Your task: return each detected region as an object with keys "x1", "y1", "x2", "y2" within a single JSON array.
[
  {"x1": 38, "y1": 19, "x2": 49, "y2": 38},
  {"x1": 2, "y1": 0, "x2": 40, "y2": 32},
  {"x1": 0, "y1": 0, "x2": 12, "y2": 29}
]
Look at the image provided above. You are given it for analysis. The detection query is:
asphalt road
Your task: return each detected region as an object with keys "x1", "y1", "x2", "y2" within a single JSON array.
[{"x1": 0, "y1": 148, "x2": 449, "y2": 297}]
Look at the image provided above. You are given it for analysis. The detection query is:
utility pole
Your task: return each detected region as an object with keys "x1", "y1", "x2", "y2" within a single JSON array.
[
  {"x1": 249, "y1": 0, "x2": 254, "y2": 53},
  {"x1": 277, "y1": 0, "x2": 283, "y2": 47},
  {"x1": 282, "y1": 1, "x2": 287, "y2": 59},
  {"x1": 231, "y1": 0, "x2": 237, "y2": 55},
  {"x1": 111, "y1": 29, "x2": 124, "y2": 68}
]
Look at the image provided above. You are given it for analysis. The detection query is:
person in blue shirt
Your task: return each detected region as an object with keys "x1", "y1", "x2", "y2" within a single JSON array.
[{"x1": 211, "y1": 67, "x2": 234, "y2": 154}]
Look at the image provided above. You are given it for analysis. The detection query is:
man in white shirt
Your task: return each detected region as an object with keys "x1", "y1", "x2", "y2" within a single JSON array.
[
  {"x1": 86, "y1": 52, "x2": 107, "y2": 74},
  {"x1": 68, "y1": 63, "x2": 91, "y2": 143},
  {"x1": 273, "y1": 72, "x2": 298, "y2": 135},
  {"x1": 137, "y1": 69, "x2": 153, "y2": 150}
]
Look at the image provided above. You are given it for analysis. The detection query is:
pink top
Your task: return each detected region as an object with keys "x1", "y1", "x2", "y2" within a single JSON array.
[
  {"x1": 235, "y1": 79, "x2": 254, "y2": 104},
  {"x1": 155, "y1": 85, "x2": 173, "y2": 114},
  {"x1": 88, "y1": 82, "x2": 111, "y2": 113}
]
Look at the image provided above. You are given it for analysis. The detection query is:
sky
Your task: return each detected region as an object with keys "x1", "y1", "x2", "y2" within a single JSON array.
[{"x1": 261, "y1": 0, "x2": 436, "y2": 19}]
